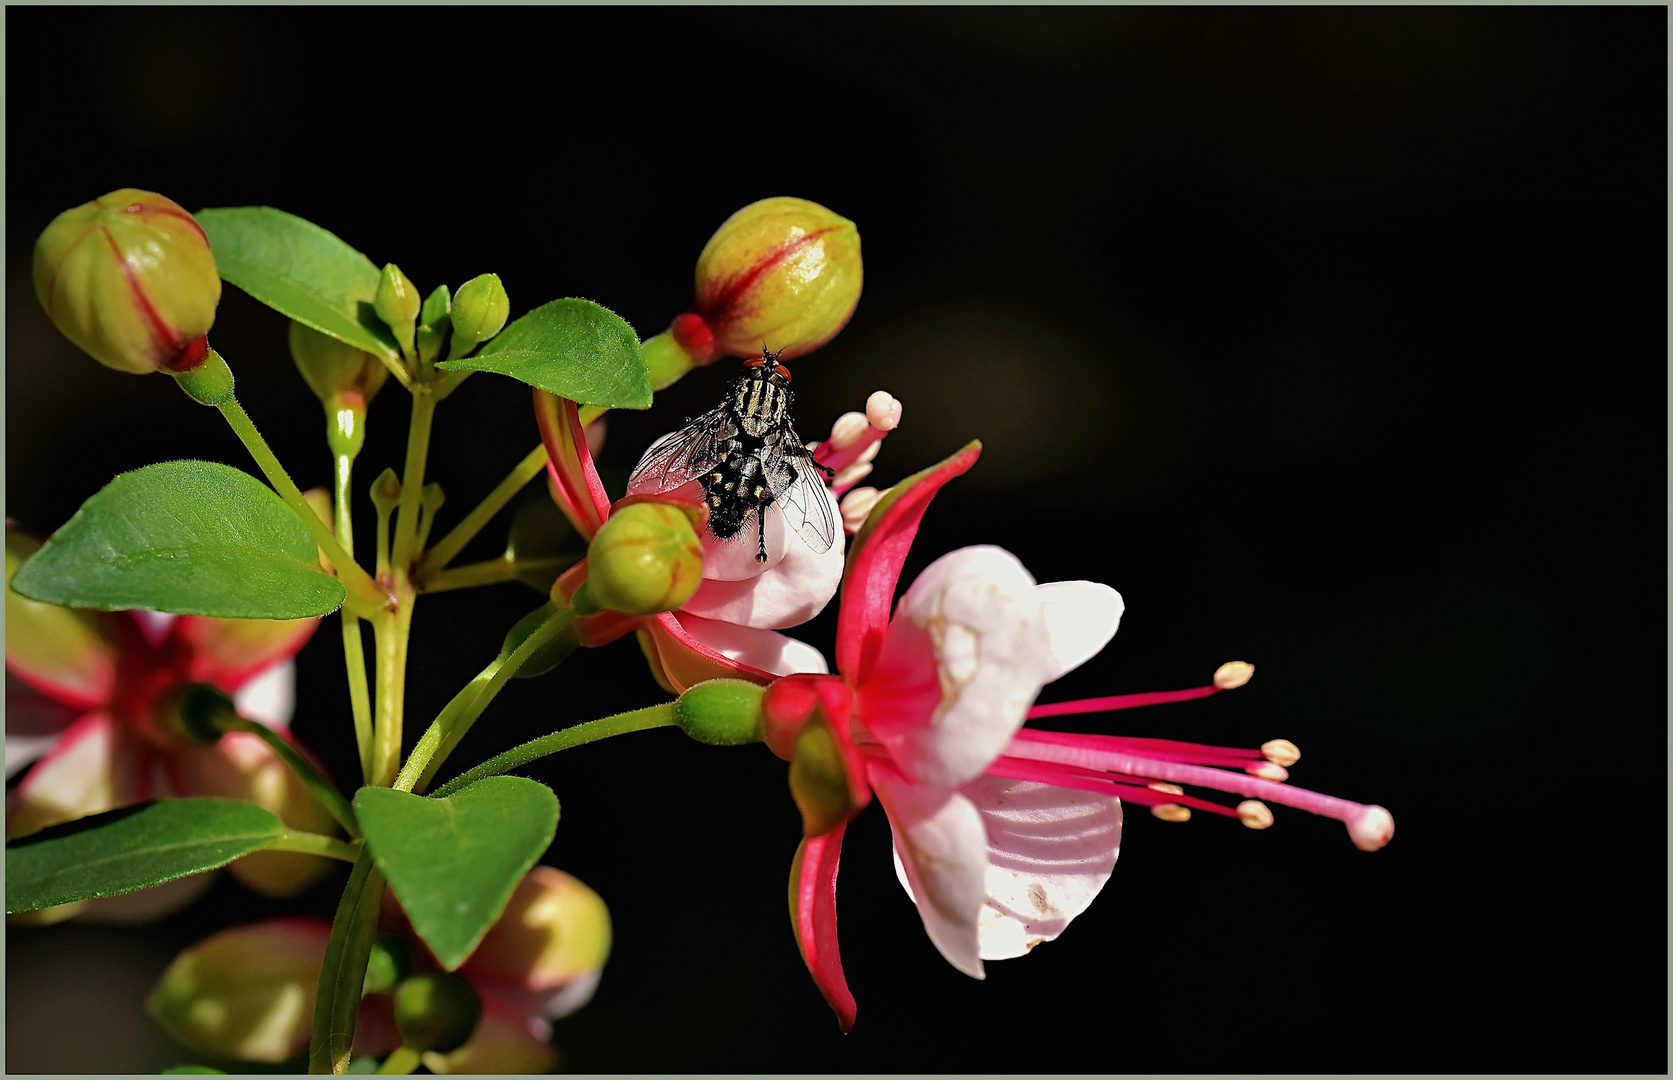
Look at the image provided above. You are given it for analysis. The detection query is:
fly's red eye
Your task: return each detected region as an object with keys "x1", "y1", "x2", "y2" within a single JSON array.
[
  {"x1": 775, "y1": 365, "x2": 791, "y2": 382},
  {"x1": 745, "y1": 357, "x2": 765, "y2": 368}
]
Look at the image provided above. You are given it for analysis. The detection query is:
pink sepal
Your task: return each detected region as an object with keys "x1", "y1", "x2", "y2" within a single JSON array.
[
  {"x1": 533, "y1": 389, "x2": 610, "y2": 540},
  {"x1": 791, "y1": 823, "x2": 857, "y2": 1032}
]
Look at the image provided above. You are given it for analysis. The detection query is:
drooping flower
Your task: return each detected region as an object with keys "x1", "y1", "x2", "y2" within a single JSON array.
[
  {"x1": 532, "y1": 385, "x2": 900, "y2": 692},
  {"x1": 148, "y1": 866, "x2": 611, "y2": 1073},
  {"x1": 5, "y1": 524, "x2": 336, "y2": 917},
  {"x1": 760, "y1": 445, "x2": 1394, "y2": 1030}
]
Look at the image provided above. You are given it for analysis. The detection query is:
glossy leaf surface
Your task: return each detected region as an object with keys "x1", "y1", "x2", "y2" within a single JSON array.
[{"x1": 438, "y1": 298, "x2": 649, "y2": 408}]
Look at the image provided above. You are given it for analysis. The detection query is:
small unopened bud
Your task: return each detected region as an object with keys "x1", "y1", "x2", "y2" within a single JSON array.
[
  {"x1": 676, "y1": 679, "x2": 766, "y2": 746},
  {"x1": 160, "y1": 683, "x2": 238, "y2": 745},
  {"x1": 363, "y1": 933, "x2": 415, "y2": 995},
  {"x1": 1237, "y1": 800, "x2": 1275, "y2": 830},
  {"x1": 448, "y1": 273, "x2": 509, "y2": 360},
  {"x1": 1347, "y1": 805, "x2": 1395, "y2": 852},
  {"x1": 674, "y1": 197, "x2": 862, "y2": 366},
  {"x1": 1151, "y1": 804, "x2": 1192, "y2": 823},
  {"x1": 1262, "y1": 739, "x2": 1300, "y2": 767},
  {"x1": 416, "y1": 284, "x2": 451, "y2": 365},
  {"x1": 374, "y1": 263, "x2": 421, "y2": 363},
  {"x1": 33, "y1": 189, "x2": 221, "y2": 375},
  {"x1": 839, "y1": 487, "x2": 882, "y2": 534},
  {"x1": 1214, "y1": 661, "x2": 1254, "y2": 690},
  {"x1": 1245, "y1": 762, "x2": 1289, "y2": 782},
  {"x1": 371, "y1": 468, "x2": 402, "y2": 513},
  {"x1": 469, "y1": 867, "x2": 612, "y2": 1010},
  {"x1": 147, "y1": 920, "x2": 327, "y2": 1062},
  {"x1": 584, "y1": 502, "x2": 704, "y2": 615},
  {"x1": 290, "y1": 321, "x2": 389, "y2": 405},
  {"x1": 393, "y1": 973, "x2": 480, "y2": 1053}
]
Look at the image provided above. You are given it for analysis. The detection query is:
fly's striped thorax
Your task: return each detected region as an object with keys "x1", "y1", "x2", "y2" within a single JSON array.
[{"x1": 732, "y1": 372, "x2": 789, "y2": 437}]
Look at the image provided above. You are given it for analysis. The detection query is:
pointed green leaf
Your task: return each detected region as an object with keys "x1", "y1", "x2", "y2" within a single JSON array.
[
  {"x1": 438, "y1": 298, "x2": 650, "y2": 408},
  {"x1": 6, "y1": 799, "x2": 285, "y2": 912},
  {"x1": 10, "y1": 460, "x2": 346, "y2": 619},
  {"x1": 196, "y1": 206, "x2": 401, "y2": 363},
  {"x1": 354, "y1": 777, "x2": 559, "y2": 970}
]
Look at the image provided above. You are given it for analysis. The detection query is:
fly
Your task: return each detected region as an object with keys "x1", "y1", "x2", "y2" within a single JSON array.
[{"x1": 626, "y1": 348, "x2": 837, "y2": 561}]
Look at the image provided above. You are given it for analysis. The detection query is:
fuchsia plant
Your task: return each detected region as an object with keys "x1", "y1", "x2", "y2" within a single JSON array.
[{"x1": 6, "y1": 188, "x2": 1392, "y2": 1073}]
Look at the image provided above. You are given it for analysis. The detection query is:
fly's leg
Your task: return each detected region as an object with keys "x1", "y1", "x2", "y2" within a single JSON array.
[
  {"x1": 755, "y1": 505, "x2": 768, "y2": 562},
  {"x1": 785, "y1": 440, "x2": 836, "y2": 481}
]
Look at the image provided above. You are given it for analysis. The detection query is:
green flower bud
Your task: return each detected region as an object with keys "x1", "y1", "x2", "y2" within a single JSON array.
[
  {"x1": 363, "y1": 933, "x2": 415, "y2": 996},
  {"x1": 447, "y1": 274, "x2": 509, "y2": 360},
  {"x1": 147, "y1": 920, "x2": 327, "y2": 1063},
  {"x1": 289, "y1": 321, "x2": 390, "y2": 405},
  {"x1": 33, "y1": 188, "x2": 221, "y2": 375},
  {"x1": 416, "y1": 284, "x2": 451, "y2": 366},
  {"x1": 371, "y1": 467, "x2": 402, "y2": 513},
  {"x1": 393, "y1": 973, "x2": 481, "y2": 1054},
  {"x1": 582, "y1": 502, "x2": 704, "y2": 616},
  {"x1": 675, "y1": 679, "x2": 766, "y2": 746},
  {"x1": 666, "y1": 197, "x2": 862, "y2": 368},
  {"x1": 374, "y1": 263, "x2": 421, "y2": 363}
]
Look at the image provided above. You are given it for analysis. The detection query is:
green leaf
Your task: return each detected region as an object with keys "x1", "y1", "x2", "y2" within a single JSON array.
[
  {"x1": 438, "y1": 298, "x2": 650, "y2": 408},
  {"x1": 6, "y1": 799, "x2": 285, "y2": 912},
  {"x1": 10, "y1": 460, "x2": 346, "y2": 619},
  {"x1": 354, "y1": 777, "x2": 559, "y2": 970},
  {"x1": 196, "y1": 206, "x2": 400, "y2": 362}
]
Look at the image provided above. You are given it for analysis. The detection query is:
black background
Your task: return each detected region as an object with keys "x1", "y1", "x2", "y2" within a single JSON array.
[{"x1": 6, "y1": 7, "x2": 1667, "y2": 1074}]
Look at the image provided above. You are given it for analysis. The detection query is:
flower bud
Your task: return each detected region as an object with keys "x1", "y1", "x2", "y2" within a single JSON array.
[
  {"x1": 375, "y1": 263, "x2": 421, "y2": 363},
  {"x1": 147, "y1": 918, "x2": 328, "y2": 1062},
  {"x1": 465, "y1": 867, "x2": 611, "y2": 1008},
  {"x1": 363, "y1": 933, "x2": 416, "y2": 996},
  {"x1": 33, "y1": 189, "x2": 221, "y2": 375},
  {"x1": 393, "y1": 973, "x2": 481, "y2": 1053},
  {"x1": 675, "y1": 679, "x2": 765, "y2": 745},
  {"x1": 447, "y1": 273, "x2": 509, "y2": 360},
  {"x1": 289, "y1": 320, "x2": 390, "y2": 405},
  {"x1": 670, "y1": 197, "x2": 862, "y2": 367},
  {"x1": 582, "y1": 502, "x2": 704, "y2": 616},
  {"x1": 416, "y1": 284, "x2": 451, "y2": 365}
]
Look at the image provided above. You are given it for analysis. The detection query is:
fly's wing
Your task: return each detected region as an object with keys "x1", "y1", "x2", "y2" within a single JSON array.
[
  {"x1": 626, "y1": 406, "x2": 734, "y2": 495},
  {"x1": 765, "y1": 427, "x2": 838, "y2": 554}
]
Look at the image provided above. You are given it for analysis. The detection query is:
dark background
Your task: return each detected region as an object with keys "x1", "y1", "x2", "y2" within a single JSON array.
[{"x1": 6, "y1": 7, "x2": 1666, "y2": 1074}]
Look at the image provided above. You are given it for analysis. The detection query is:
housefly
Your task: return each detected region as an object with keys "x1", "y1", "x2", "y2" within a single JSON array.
[{"x1": 627, "y1": 348, "x2": 837, "y2": 562}]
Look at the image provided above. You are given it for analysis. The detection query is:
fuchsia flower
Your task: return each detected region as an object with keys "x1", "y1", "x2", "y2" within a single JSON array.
[
  {"x1": 759, "y1": 444, "x2": 1395, "y2": 1031},
  {"x1": 5, "y1": 527, "x2": 336, "y2": 913},
  {"x1": 532, "y1": 386, "x2": 900, "y2": 691},
  {"x1": 149, "y1": 866, "x2": 611, "y2": 1072}
]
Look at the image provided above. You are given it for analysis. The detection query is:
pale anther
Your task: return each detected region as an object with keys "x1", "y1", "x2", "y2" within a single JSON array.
[
  {"x1": 1261, "y1": 738, "x2": 1300, "y2": 767},
  {"x1": 1151, "y1": 804, "x2": 1191, "y2": 823},
  {"x1": 1237, "y1": 800, "x2": 1274, "y2": 829},
  {"x1": 1214, "y1": 661, "x2": 1254, "y2": 689},
  {"x1": 1245, "y1": 762, "x2": 1289, "y2": 782}
]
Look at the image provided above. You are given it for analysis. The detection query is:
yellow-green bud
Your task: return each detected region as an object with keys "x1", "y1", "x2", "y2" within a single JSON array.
[
  {"x1": 416, "y1": 284, "x2": 451, "y2": 365},
  {"x1": 363, "y1": 934, "x2": 415, "y2": 996},
  {"x1": 670, "y1": 197, "x2": 862, "y2": 367},
  {"x1": 583, "y1": 502, "x2": 703, "y2": 616},
  {"x1": 393, "y1": 973, "x2": 481, "y2": 1053},
  {"x1": 675, "y1": 679, "x2": 765, "y2": 746},
  {"x1": 147, "y1": 920, "x2": 327, "y2": 1063},
  {"x1": 34, "y1": 188, "x2": 222, "y2": 375},
  {"x1": 374, "y1": 263, "x2": 421, "y2": 363},
  {"x1": 447, "y1": 273, "x2": 509, "y2": 360},
  {"x1": 289, "y1": 320, "x2": 389, "y2": 404}
]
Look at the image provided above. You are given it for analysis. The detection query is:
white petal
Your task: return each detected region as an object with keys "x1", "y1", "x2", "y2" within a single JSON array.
[
  {"x1": 1036, "y1": 581, "x2": 1124, "y2": 683},
  {"x1": 859, "y1": 546, "x2": 1053, "y2": 788},
  {"x1": 959, "y1": 774, "x2": 1122, "y2": 960},
  {"x1": 673, "y1": 613, "x2": 829, "y2": 677},
  {"x1": 873, "y1": 768, "x2": 990, "y2": 979},
  {"x1": 679, "y1": 489, "x2": 844, "y2": 630},
  {"x1": 700, "y1": 497, "x2": 788, "y2": 581},
  {"x1": 5, "y1": 734, "x2": 58, "y2": 778},
  {"x1": 233, "y1": 661, "x2": 296, "y2": 729}
]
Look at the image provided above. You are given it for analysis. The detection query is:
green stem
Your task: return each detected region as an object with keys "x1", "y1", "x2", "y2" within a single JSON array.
[
  {"x1": 430, "y1": 704, "x2": 677, "y2": 799},
  {"x1": 215, "y1": 387, "x2": 384, "y2": 614},
  {"x1": 390, "y1": 387, "x2": 438, "y2": 581},
  {"x1": 370, "y1": 601, "x2": 413, "y2": 788},
  {"x1": 223, "y1": 716, "x2": 360, "y2": 839},
  {"x1": 420, "y1": 443, "x2": 549, "y2": 575},
  {"x1": 420, "y1": 556, "x2": 519, "y2": 594},
  {"x1": 376, "y1": 1047, "x2": 423, "y2": 1075},
  {"x1": 266, "y1": 831, "x2": 360, "y2": 863},
  {"x1": 310, "y1": 851, "x2": 386, "y2": 1075},
  {"x1": 395, "y1": 605, "x2": 577, "y2": 793},
  {"x1": 337, "y1": 452, "x2": 375, "y2": 785}
]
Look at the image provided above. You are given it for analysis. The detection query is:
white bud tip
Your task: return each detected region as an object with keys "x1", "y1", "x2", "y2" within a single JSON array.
[
  {"x1": 1236, "y1": 800, "x2": 1274, "y2": 830},
  {"x1": 1245, "y1": 762, "x2": 1289, "y2": 782},
  {"x1": 1151, "y1": 804, "x2": 1191, "y2": 823},
  {"x1": 1347, "y1": 805, "x2": 1394, "y2": 852},
  {"x1": 1261, "y1": 739, "x2": 1300, "y2": 767},
  {"x1": 827, "y1": 412, "x2": 868, "y2": 450},
  {"x1": 1148, "y1": 782, "x2": 1184, "y2": 796},
  {"x1": 866, "y1": 391, "x2": 902, "y2": 430},
  {"x1": 1214, "y1": 661, "x2": 1254, "y2": 690},
  {"x1": 840, "y1": 487, "x2": 882, "y2": 533}
]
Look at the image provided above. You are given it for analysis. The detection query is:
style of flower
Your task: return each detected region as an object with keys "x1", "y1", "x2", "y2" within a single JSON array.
[
  {"x1": 5, "y1": 525, "x2": 336, "y2": 915},
  {"x1": 148, "y1": 866, "x2": 611, "y2": 1073},
  {"x1": 532, "y1": 386, "x2": 899, "y2": 692},
  {"x1": 758, "y1": 444, "x2": 1395, "y2": 1030}
]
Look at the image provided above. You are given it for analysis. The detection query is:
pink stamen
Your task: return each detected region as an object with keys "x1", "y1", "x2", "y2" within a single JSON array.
[
  {"x1": 1000, "y1": 733, "x2": 1392, "y2": 849},
  {"x1": 1027, "y1": 684, "x2": 1221, "y2": 718},
  {"x1": 1014, "y1": 728, "x2": 1264, "y2": 769},
  {"x1": 985, "y1": 755, "x2": 1239, "y2": 818}
]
